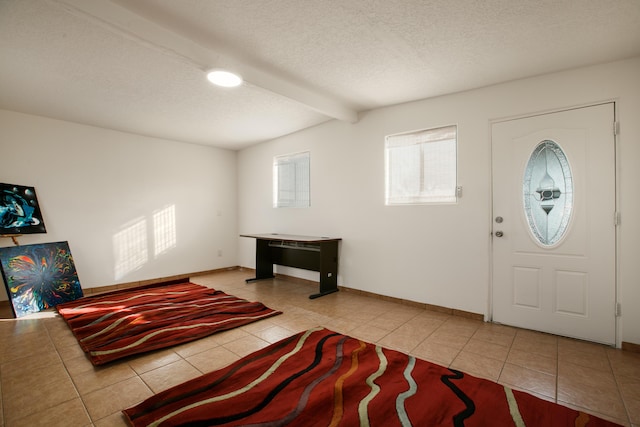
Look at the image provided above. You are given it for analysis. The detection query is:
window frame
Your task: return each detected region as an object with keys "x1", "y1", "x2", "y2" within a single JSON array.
[
  {"x1": 384, "y1": 124, "x2": 458, "y2": 206},
  {"x1": 273, "y1": 151, "x2": 311, "y2": 208}
]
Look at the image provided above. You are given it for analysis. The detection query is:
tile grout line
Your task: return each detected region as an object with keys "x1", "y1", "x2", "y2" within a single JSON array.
[
  {"x1": 606, "y1": 349, "x2": 632, "y2": 426},
  {"x1": 486, "y1": 328, "x2": 507, "y2": 385},
  {"x1": 44, "y1": 318, "x2": 94, "y2": 426},
  {"x1": 497, "y1": 333, "x2": 515, "y2": 389}
]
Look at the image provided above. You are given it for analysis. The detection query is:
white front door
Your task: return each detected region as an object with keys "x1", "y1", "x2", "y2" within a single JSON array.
[{"x1": 491, "y1": 103, "x2": 616, "y2": 345}]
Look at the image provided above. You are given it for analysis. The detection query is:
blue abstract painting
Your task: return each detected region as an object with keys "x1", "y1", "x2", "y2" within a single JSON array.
[
  {"x1": 0, "y1": 241, "x2": 83, "y2": 317},
  {"x1": 0, "y1": 183, "x2": 47, "y2": 235}
]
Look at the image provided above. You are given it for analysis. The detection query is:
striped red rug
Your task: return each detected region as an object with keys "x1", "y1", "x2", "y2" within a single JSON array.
[
  {"x1": 57, "y1": 282, "x2": 281, "y2": 365},
  {"x1": 123, "y1": 327, "x2": 620, "y2": 427}
]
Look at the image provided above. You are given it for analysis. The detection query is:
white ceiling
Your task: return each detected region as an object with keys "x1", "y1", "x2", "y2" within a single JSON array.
[{"x1": 1, "y1": 0, "x2": 639, "y2": 150}]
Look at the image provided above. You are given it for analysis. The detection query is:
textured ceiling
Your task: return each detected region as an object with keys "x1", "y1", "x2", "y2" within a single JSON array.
[{"x1": 1, "y1": 0, "x2": 639, "y2": 150}]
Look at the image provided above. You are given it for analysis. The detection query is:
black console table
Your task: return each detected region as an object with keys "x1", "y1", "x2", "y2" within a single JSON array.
[{"x1": 240, "y1": 234, "x2": 341, "y2": 299}]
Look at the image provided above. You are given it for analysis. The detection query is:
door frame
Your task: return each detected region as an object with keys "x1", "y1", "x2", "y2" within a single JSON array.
[{"x1": 487, "y1": 100, "x2": 620, "y2": 347}]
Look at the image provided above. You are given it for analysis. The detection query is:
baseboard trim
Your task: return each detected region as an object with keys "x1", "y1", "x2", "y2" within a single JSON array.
[
  {"x1": 621, "y1": 341, "x2": 640, "y2": 354},
  {"x1": 338, "y1": 284, "x2": 484, "y2": 322},
  {"x1": 82, "y1": 266, "x2": 242, "y2": 296},
  {"x1": 265, "y1": 271, "x2": 484, "y2": 322},
  {"x1": 0, "y1": 280, "x2": 480, "y2": 320}
]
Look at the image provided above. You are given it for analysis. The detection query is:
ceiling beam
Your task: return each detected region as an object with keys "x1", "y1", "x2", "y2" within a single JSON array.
[{"x1": 50, "y1": 0, "x2": 359, "y2": 123}]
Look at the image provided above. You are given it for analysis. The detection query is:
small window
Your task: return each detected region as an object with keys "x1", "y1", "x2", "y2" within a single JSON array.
[
  {"x1": 273, "y1": 151, "x2": 310, "y2": 208},
  {"x1": 385, "y1": 125, "x2": 457, "y2": 205}
]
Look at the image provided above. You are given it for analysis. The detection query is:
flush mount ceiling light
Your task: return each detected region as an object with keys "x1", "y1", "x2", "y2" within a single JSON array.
[{"x1": 206, "y1": 69, "x2": 243, "y2": 88}]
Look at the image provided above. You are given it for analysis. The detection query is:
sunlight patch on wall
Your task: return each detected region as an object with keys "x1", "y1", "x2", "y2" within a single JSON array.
[
  {"x1": 112, "y1": 205, "x2": 178, "y2": 280},
  {"x1": 153, "y1": 205, "x2": 176, "y2": 257},
  {"x1": 113, "y1": 217, "x2": 149, "y2": 280}
]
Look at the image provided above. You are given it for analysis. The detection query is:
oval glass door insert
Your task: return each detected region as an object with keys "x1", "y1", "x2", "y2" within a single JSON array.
[{"x1": 523, "y1": 140, "x2": 573, "y2": 246}]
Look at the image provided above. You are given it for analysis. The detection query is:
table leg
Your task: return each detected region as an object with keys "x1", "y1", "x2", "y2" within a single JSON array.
[
  {"x1": 246, "y1": 239, "x2": 275, "y2": 283},
  {"x1": 309, "y1": 241, "x2": 339, "y2": 299}
]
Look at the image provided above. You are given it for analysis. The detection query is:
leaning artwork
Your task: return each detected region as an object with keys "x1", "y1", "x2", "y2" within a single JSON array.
[{"x1": 0, "y1": 241, "x2": 83, "y2": 317}]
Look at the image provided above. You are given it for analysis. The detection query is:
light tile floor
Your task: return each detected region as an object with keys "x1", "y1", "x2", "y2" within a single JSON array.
[{"x1": 0, "y1": 269, "x2": 638, "y2": 426}]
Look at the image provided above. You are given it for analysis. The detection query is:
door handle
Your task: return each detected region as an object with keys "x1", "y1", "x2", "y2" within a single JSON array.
[{"x1": 495, "y1": 231, "x2": 504, "y2": 237}]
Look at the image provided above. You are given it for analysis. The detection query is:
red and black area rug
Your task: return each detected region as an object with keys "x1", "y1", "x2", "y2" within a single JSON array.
[
  {"x1": 57, "y1": 282, "x2": 281, "y2": 365},
  {"x1": 123, "y1": 327, "x2": 620, "y2": 426}
]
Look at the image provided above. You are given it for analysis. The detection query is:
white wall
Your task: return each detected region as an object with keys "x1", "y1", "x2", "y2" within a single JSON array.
[
  {"x1": 238, "y1": 57, "x2": 640, "y2": 346},
  {"x1": 0, "y1": 110, "x2": 238, "y2": 299}
]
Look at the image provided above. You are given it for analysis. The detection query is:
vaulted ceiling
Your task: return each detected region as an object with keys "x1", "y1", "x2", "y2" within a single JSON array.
[{"x1": 1, "y1": 0, "x2": 639, "y2": 150}]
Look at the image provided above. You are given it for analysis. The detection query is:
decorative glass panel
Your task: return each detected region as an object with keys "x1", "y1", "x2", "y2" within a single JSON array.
[{"x1": 523, "y1": 140, "x2": 573, "y2": 246}]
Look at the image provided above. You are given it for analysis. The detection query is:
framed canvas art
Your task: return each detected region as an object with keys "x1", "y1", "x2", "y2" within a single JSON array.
[
  {"x1": 0, "y1": 241, "x2": 83, "y2": 317},
  {"x1": 0, "y1": 183, "x2": 47, "y2": 235}
]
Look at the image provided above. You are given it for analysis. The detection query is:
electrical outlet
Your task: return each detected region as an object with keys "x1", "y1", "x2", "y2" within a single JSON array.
[{"x1": 217, "y1": 249, "x2": 223, "y2": 257}]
